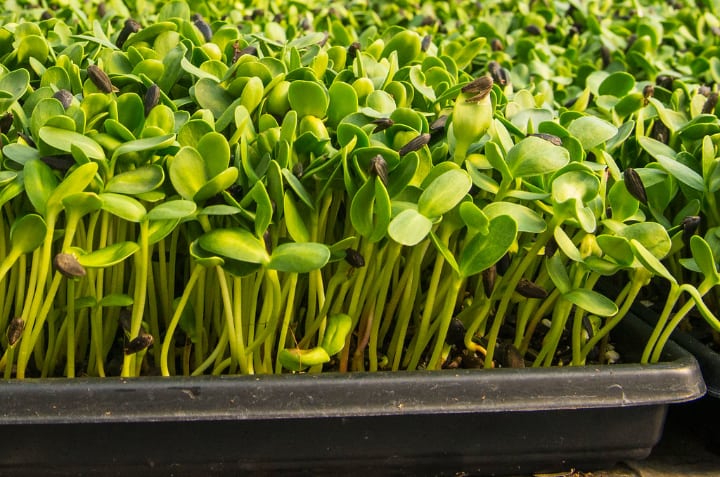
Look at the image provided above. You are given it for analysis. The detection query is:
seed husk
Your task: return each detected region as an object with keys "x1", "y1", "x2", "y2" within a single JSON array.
[
  {"x1": 682, "y1": 215, "x2": 702, "y2": 242},
  {"x1": 516, "y1": 278, "x2": 548, "y2": 299},
  {"x1": 420, "y1": 16, "x2": 436, "y2": 27},
  {"x1": 369, "y1": 154, "x2": 389, "y2": 186},
  {"x1": 53, "y1": 89, "x2": 74, "y2": 109},
  {"x1": 488, "y1": 61, "x2": 508, "y2": 86},
  {"x1": 656, "y1": 75, "x2": 674, "y2": 90},
  {"x1": 318, "y1": 31, "x2": 329, "y2": 47},
  {"x1": 544, "y1": 237, "x2": 558, "y2": 257},
  {"x1": 699, "y1": 85, "x2": 712, "y2": 97},
  {"x1": 226, "y1": 184, "x2": 243, "y2": 202},
  {"x1": 347, "y1": 42, "x2": 361, "y2": 60},
  {"x1": 624, "y1": 167, "x2": 648, "y2": 205},
  {"x1": 41, "y1": 154, "x2": 75, "y2": 173},
  {"x1": 430, "y1": 115, "x2": 448, "y2": 134},
  {"x1": 193, "y1": 17, "x2": 213, "y2": 42},
  {"x1": 87, "y1": 65, "x2": 116, "y2": 93},
  {"x1": 482, "y1": 265, "x2": 496, "y2": 297},
  {"x1": 496, "y1": 252, "x2": 511, "y2": 275},
  {"x1": 54, "y1": 253, "x2": 87, "y2": 279},
  {"x1": 116, "y1": 18, "x2": 141, "y2": 49},
  {"x1": 125, "y1": 331, "x2": 154, "y2": 355},
  {"x1": 544, "y1": 24, "x2": 557, "y2": 33},
  {"x1": 529, "y1": 133, "x2": 563, "y2": 146},
  {"x1": 97, "y1": 2, "x2": 107, "y2": 17},
  {"x1": 525, "y1": 24, "x2": 542, "y2": 35},
  {"x1": 398, "y1": 133, "x2": 431, "y2": 156},
  {"x1": 0, "y1": 112, "x2": 13, "y2": 134},
  {"x1": 344, "y1": 248, "x2": 366, "y2": 268},
  {"x1": 144, "y1": 84, "x2": 160, "y2": 116},
  {"x1": 461, "y1": 75, "x2": 493, "y2": 99},
  {"x1": 237, "y1": 45, "x2": 257, "y2": 58},
  {"x1": 17, "y1": 132, "x2": 36, "y2": 148},
  {"x1": 497, "y1": 342, "x2": 525, "y2": 368},
  {"x1": 445, "y1": 318, "x2": 466, "y2": 348},
  {"x1": 702, "y1": 92, "x2": 718, "y2": 114},
  {"x1": 371, "y1": 117, "x2": 394, "y2": 133},
  {"x1": 643, "y1": 84, "x2": 655, "y2": 105},
  {"x1": 651, "y1": 120, "x2": 670, "y2": 144},
  {"x1": 7, "y1": 317, "x2": 25, "y2": 347},
  {"x1": 600, "y1": 45, "x2": 610, "y2": 68},
  {"x1": 41, "y1": 10, "x2": 52, "y2": 20},
  {"x1": 119, "y1": 310, "x2": 132, "y2": 334},
  {"x1": 490, "y1": 38, "x2": 504, "y2": 51},
  {"x1": 421, "y1": 34, "x2": 432, "y2": 52}
]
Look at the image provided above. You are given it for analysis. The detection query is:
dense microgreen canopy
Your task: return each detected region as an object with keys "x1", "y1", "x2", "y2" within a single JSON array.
[{"x1": 0, "y1": 0, "x2": 718, "y2": 378}]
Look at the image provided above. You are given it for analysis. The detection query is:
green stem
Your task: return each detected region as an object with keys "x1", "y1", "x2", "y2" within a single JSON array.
[
  {"x1": 368, "y1": 242, "x2": 402, "y2": 371},
  {"x1": 581, "y1": 268, "x2": 650, "y2": 360},
  {"x1": 407, "y1": 228, "x2": 451, "y2": 370},
  {"x1": 484, "y1": 224, "x2": 557, "y2": 368},
  {"x1": 66, "y1": 279, "x2": 76, "y2": 378},
  {"x1": 427, "y1": 274, "x2": 464, "y2": 369},
  {"x1": 388, "y1": 240, "x2": 430, "y2": 371},
  {"x1": 15, "y1": 217, "x2": 56, "y2": 379},
  {"x1": 121, "y1": 220, "x2": 150, "y2": 377},
  {"x1": 649, "y1": 281, "x2": 716, "y2": 362},
  {"x1": 160, "y1": 264, "x2": 204, "y2": 376},
  {"x1": 275, "y1": 273, "x2": 298, "y2": 374}
]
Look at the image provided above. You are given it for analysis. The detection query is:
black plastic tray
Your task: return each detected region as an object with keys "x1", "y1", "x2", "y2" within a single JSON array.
[
  {"x1": 633, "y1": 304, "x2": 720, "y2": 398},
  {"x1": 0, "y1": 314, "x2": 705, "y2": 476}
]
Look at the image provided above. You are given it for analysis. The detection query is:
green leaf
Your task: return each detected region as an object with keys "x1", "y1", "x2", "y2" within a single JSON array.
[
  {"x1": 282, "y1": 168, "x2": 315, "y2": 209},
  {"x1": 10, "y1": 214, "x2": 46, "y2": 253},
  {"x1": 553, "y1": 226, "x2": 583, "y2": 262},
  {"x1": 567, "y1": 116, "x2": 618, "y2": 150},
  {"x1": 506, "y1": 136, "x2": 569, "y2": 178},
  {"x1": 39, "y1": 126, "x2": 105, "y2": 159},
  {"x1": 146, "y1": 200, "x2": 197, "y2": 221},
  {"x1": 598, "y1": 71, "x2": 635, "y2": 97},
  {"x1": 46, "y1": 162, "x2": 99, "y2": 217},
  {"x1": 655, "y1": 154, "x2": 705, "y2": 192},
  {"x1": 638, "y1": 136, "x2": 677, "y2": 161},
  {"x1": 193, "y1": 77, "x2": 233, "y2": 118},
  {"x1": 284, "y1": 193, "x2": 310, "y2": 242},
  {"x1": 288, "y1": 80, "x2": 328, "y2": 118},
  {"x1": 459, "y1": 215, "x2": 517, "y2": 277},
  {"x1": 267, "y1": 242, "x2": 331, "y2": 273},
  {"x1": 111, "y1": 134, "x2": 176, "y2": 162},
  {"x1": 629, "y1": 239, "x2": 677, "y2": 283},
  {"x1": 429, "y1": 230, "x2": 460, "y2": 274},
  {"x1": 459, "y1": 201, "x2": 489, "y2": 234},
  {"x1": 169, "y1": 146, "x2": 207, "y2": 200},
  {"x1": 98, "y1": 294, "x2": 134, "y2": 307},
  {"x1": 100, "y1": 193, "x2": 147, "y2": 222},
  {"x1": 388, "y1": 208, "x2": 432, "y2": 246},
  {"x1": 689, "y1": 236, "x2": 720, "y2": 283},
  {"x1": 417, "y1": 169, "x2": 471, "y2": 218},
  {"x1": 105, "y1": 165, "x2": 165, "y2": 195},
  {"x1": 546, "y1": 255, "x2": 571, "y2": 294},
  {"x1": 320, "y1": 314, "x2": 353, "y2": 356},
  {"x1": 23, "y1": 159, "x2": 57, "y2": 217},
  {"x1": 617, "y1": 222, "x2": 671, "y2": 259},
  {"x1": 194, "y1": 168, "x2": 239, "y2": 202},
  {"x1": 483, "y1": 202, "x2": 546, "y2": 233},
  {"x1": 197, "y1": 132, "x2": 231, "y2": 178},
  {"x1": 74, "y1": 242, "x2": 140, "y2": 268},
  {"x1": 198, "y1": 228, "x2": 270, "y2": 264},
  {"x1": 563, "y1": 289, "x2": 618, "y2": 317},
  {"x1": 279, "y1": 347, "x2": 330, "y2": 371}
]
